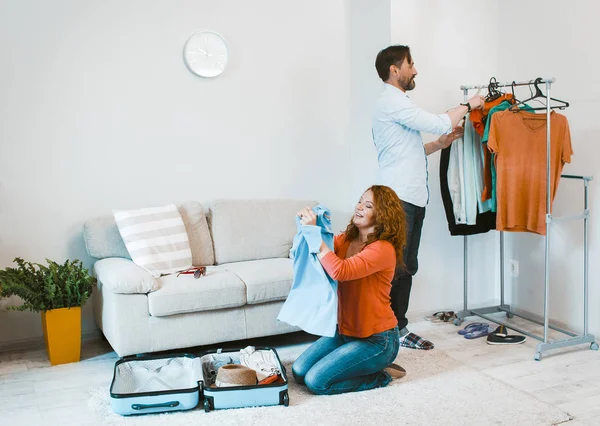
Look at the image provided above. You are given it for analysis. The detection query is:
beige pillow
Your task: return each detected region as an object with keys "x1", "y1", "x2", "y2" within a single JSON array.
[
  {"x1": 178, "y1": 202, "x2": 215, "y2": 266},
  {"x1": 114, "y1": 204, "x2": 192, "y2": 277}
]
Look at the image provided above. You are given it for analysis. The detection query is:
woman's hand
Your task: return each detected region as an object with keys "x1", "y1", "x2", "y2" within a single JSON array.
[{"x1": 297, "y1": 207, "x2": 317, "y2": 226}]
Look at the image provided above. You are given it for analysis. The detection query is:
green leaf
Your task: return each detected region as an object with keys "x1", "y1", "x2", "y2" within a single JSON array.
[{"x1": 0, "y1": 257, "x2": 95, "y2": 313}]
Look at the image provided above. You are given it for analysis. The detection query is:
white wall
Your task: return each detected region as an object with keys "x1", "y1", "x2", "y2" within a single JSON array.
[
  {"x1": 346, "y1": 0, "x2": 390, "y2": 203},
  {"x1": 390, "y1": 1, "x2": 501, "y2": 316},
  {"x1": 0, "y1": 0, "x2": 353, "y2": 347},
  {"x1": 498, "y1": 0, "x2": 600, "y2": 336}
]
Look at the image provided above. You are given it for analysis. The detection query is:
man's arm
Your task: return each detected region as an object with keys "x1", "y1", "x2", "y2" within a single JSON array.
[
  {"x1": 424, "y1": 125, "x2": 465, "y2": 155},
  {"x1": 445, "y1": 94, "x2": 485, "y2": 128},
  {"x1": 391, "y1": 94, "x2": 484, "y2": 136}
]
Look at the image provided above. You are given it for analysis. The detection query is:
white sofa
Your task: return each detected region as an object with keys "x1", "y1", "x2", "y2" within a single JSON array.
[{"x1": 83, "y1": 199, "x2": 315, "y2": 357}]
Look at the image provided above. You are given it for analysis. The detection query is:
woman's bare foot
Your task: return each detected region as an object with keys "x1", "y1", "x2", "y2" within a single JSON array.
[{"x1": 384, "y1": 363, "x2": 407, "y2": 380}]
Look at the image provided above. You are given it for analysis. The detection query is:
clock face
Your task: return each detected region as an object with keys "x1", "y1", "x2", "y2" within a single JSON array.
[{"x1": 183, "y1": 31, "x2": 228, "y2": 78}]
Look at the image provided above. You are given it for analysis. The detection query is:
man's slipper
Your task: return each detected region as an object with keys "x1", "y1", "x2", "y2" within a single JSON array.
[
  {"x1": 384, "y1": 363, "x2": 407, "y2": 380},
  {"x1": 458, "y1": 322, "x2": 489, "y2": 335},
  {"x1": 400, "y1": 332, "x2": 434, "y2": 350},
  {"x1": 464, "y1": 326, "x2": 492, "y2": 339}
]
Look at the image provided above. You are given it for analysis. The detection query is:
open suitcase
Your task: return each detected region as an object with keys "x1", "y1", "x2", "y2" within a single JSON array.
[{"x1": 109, "y1": 347, "x2": 289, "y2": 416}]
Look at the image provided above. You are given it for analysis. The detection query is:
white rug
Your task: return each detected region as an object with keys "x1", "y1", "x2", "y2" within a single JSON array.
[{"x1": 88, "y1": 348, "x2": 572, "y2": 426}]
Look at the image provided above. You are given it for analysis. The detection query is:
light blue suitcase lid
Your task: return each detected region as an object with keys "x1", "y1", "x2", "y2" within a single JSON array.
[{"x1": 110, "y1": 352, "x2": 203, "y2": 399}]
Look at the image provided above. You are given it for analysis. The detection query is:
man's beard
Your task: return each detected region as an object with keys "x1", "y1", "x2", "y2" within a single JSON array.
[{"x1": 399, "y1": 75, "x2": 416, "y2": 91}]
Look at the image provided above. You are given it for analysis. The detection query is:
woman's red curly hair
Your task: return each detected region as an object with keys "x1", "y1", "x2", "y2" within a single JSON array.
[{"x1": 343, "y1": 185, "x2": 406, "y2": 268}]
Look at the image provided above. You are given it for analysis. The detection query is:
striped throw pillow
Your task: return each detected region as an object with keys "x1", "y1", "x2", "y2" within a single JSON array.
[{"x1": 113, "y1": 204, "x2": 193, "y2": 277}]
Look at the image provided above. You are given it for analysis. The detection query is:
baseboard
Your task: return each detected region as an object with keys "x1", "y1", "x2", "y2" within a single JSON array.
[{"x1": 0, "y1": 329, "x2": 102, "y2": 354}]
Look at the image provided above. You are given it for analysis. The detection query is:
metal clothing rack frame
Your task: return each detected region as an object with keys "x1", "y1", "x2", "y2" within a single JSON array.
[{"x1": 456, "y1": 77, "x2": 598, "y2": 360}]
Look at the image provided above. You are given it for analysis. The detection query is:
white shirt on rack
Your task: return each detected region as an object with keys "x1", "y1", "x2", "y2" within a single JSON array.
[{"x1": 372, "y1": 83, "x2": 452, "y2": 207}]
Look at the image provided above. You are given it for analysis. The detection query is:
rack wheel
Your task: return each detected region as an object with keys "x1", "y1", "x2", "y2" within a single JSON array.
[
  {"x1": 506, "y1": 312, "x2": 514, "y2": 319},
  {"x1": 283, "y1": 391, "x2": 289, "y2": 407},
  {"x1": 591, "y1": 342, "x2": 599, "y2": 351},
  {"x1": 534, "y1": 352, "x2": 542, "y2": 361},
  {"x1": 204, "y1": 399, "x2": 211, "y2": 413},
  {"x1": 453, "y1": 318, "x2": 463, "y2": 326}
]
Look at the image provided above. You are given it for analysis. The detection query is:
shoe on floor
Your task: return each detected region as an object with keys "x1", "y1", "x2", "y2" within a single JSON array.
[
  {"x1": 458, "y1": 322, "x2": 489, "y2": 335},
  {"x1": 384, "y1": 363, "x2": 407, "y2": 380},
  {"x1": 464, "y1": 326, "x2": 492, "y2": 340},
  {"x1": 400, "y1": 332, "x2": 434, "y2": 350},
  {"x1": 486, "y1": 325, "x2": 526, "y2": 345},
  {"x1": 491, "y1": 325, "x2": 508, "y2": 337},
  {"x1": 425, "y1": 311, "x2": 456, "y2": 323}
]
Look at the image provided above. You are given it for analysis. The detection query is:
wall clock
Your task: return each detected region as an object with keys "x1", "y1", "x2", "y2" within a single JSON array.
[{"x1": 183, "y1": 31, "x2": 228, "y2": 78}]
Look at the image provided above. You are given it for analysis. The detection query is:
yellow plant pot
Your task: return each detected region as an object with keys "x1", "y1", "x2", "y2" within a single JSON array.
[{"x1": 41, "y1": 307, "x2": 81, "y2": 365}]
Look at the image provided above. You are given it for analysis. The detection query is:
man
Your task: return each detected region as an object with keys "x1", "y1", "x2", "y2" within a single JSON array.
[{"x1": 372, "y1": 45, "x2": 484, "y2": 349}]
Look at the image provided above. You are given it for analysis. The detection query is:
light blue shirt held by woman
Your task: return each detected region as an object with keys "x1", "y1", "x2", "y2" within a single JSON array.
[{"x1": 277, "y1": 205, "x2": 337, "y2": 337}]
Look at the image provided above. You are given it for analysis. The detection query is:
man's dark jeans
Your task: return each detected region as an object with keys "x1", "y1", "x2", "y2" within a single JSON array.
[{"x1": 390, "y1": 200, "x2": 426, "y2": 330}]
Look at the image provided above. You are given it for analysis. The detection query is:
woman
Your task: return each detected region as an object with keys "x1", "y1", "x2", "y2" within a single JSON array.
[{"x1": 292, "y1": 185, "x2": 407, "y2": 395}]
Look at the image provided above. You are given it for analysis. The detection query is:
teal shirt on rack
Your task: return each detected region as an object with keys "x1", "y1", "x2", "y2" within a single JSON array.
[{"x1": 482, "y1": 101, "x2": 534, "y2": 212}]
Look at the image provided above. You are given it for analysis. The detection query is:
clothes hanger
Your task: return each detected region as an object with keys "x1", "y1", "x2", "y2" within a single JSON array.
[
  {"x1": 510, "y1": 77, "x2": 569, "y2": 112},
  {"x1": 485, "y1": 77, "x2": 503, "y2": 102}
]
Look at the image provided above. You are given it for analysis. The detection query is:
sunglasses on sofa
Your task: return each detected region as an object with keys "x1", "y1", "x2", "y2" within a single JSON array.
[{"x1": 176, "y1": 266, "x2": 207, "y2": 279}]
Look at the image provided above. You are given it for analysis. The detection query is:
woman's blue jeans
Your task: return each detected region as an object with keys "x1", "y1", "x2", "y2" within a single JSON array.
[{"x1": 292, "y1": 326, "x2": 400, "y2": 395}]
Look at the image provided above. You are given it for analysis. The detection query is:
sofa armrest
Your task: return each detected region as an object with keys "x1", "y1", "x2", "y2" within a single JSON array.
[{"x1": 94, "y1": 258, "x2": 159, "y2": 294}]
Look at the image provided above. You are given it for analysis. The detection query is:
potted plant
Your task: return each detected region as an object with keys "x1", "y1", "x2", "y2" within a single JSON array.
[{"x1": 0, "y1": 257, "x2": 95, "y2": 365}]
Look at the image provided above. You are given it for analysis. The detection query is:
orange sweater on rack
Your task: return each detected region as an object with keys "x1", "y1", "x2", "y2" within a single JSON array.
[{"x1": 320, "y1": 234, "x2": 398, "y2": 338}]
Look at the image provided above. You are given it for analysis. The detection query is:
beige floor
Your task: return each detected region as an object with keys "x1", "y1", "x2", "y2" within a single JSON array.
[{"x1": 0, "y1": 316, "x2": 599, "y2": 425}]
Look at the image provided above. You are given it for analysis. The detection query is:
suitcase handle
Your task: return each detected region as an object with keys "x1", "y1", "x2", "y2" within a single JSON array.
[{"x1": 131, "y1": 401, "x2": 180, "y2": 410}]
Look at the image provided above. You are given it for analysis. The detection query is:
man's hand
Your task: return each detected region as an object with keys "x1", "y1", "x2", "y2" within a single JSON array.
[
  {"x1": 467, "y1": 91, "x2": 485, "y2": 110},
  {"x1": 437, "y1": 125, "x2": 464, "y2": 149}
]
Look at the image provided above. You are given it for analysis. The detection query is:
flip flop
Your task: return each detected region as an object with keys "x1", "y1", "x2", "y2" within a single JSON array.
[
  {"x1": 464, "y1": 326, "x2": 492, "y2": 339},
  {"x1": 458, "y1": 322, "x2": 489, "y2": 335}
]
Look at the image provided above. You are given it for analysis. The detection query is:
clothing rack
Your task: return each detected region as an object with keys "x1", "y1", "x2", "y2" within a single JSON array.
[{"x1": 455, "y1": 77, "x2": 598, "y2": 360}]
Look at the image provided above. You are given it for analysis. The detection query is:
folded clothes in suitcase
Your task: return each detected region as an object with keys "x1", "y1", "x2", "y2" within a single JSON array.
[{"x1": 109, "y1": 347, "x2": 289, "y2": 416}]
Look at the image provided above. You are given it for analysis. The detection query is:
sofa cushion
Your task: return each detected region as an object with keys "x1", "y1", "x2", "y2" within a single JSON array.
[
  {"x1": 210, "y1": 199, "x2": 317, "y2": 264},
  {"x1": 114, "y1": 204, "x2": 193, "y2": 277},
  {"x1": 222, "y1": 258, "x2": 293, "y2": 305},
  {"x1": 83, "y1": 202, "x2": 215, "y2": 266},
  {"x1": 94, "y1": 258, "x2": 159, "y2": 294},
  {"x1": 148, "y1": 266, "x2": 246, "y2": 317}
]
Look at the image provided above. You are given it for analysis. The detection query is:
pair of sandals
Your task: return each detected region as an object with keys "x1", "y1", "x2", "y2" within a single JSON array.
[
  {"x1": 426, "y1": 311, "x2": 457, "y2": 323},
  {"x1": 458, "y1": 322, "x2": 492, "y2": 339}
]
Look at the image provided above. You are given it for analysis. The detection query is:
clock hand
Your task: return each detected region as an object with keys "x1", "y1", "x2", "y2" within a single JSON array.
[{"x1": 196, "y1": 47, "x2": 208, "y2": 55}]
